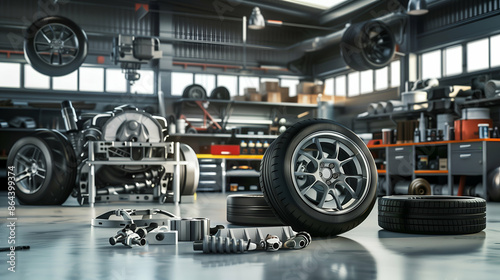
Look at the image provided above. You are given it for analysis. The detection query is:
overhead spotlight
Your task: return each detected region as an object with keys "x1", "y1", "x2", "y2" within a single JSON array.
[
  {"x1": 248, "y1": 7, "x2": 265, "y2": 30},
  {"x1": 407, "y1": 0, "x2": 428, "y2": 15}
]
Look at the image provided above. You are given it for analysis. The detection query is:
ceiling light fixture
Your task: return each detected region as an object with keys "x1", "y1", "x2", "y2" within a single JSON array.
[
  {"x1": 248, "y1": 7, "x2": 266, "y2": 29},
  {"x1": 407, "y1": 0, "x2": 428, "y2": 15}
]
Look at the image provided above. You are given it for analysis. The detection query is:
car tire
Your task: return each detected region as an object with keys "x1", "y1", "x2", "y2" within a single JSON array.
[
  {"x1": 378, "y1": 195, "x2": 486, "y2": 234},
  {"x1": 226, "y1": 194, "x2": 284, "y2": 226},
  {"x1": 24, "y1": 16, "x2": 88, "y2": 76},
  {"x1": 340, "y1": 20, "x2": 395, "y2": 71},
  {"x1": 260, "y1": 118, "x2": 377, "y2": 236},
  {"x1": 7, "y1": 130, "x2": 77, "y2": 205}
]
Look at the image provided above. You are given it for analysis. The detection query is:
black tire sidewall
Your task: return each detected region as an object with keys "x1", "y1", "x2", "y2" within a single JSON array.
[
  {"x1": 282, "y1": 120, "x2": 377, "y2": 225},
  {"x1": 8, "y1": 136, "x2": 54, "y2": 204},
  {"x1": 24, "y1": 16, "x2": 88, "y2": 76},
  {"x1": 261, "y1": 119, "x2": 377, "y2": 235},
  {"x1": 341, "y1": 20, "x2": 395, "y2": 71},
  {"x1": 7, "y1": 130, "x2": 77, "y2": 205}
]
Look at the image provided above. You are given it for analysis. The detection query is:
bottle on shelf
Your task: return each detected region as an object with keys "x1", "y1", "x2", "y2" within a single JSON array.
[{"x1": 240, "y1": 140, "x2": 248, "y2": 155}]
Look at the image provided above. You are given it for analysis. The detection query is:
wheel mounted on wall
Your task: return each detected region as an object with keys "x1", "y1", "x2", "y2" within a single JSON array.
[
  {"x1": 259, "y1": 119, "x2": 378, "y2": 236},
  {"x1": 24, "y1": 16, "x2": 88, "y2": 76},
  {"x1": 7, "y1": 130, "x2": 77, "y2": 205},
  {"x1": 182, "y1": 84, "x2": 207, "y2": 100},
  {"x1": 340, "y1": 20, "x2": 395, "y2": 71}
]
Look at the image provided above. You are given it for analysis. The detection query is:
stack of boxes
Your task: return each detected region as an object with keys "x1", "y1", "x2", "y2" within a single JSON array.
[{"x1": 238, "y1": 81, "x2": 343, "y2": 104}]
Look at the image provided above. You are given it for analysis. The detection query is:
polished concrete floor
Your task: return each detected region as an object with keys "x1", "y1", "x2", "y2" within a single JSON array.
[{"x1": 1, "y1": 192, "x2": 499, "y2": 280}]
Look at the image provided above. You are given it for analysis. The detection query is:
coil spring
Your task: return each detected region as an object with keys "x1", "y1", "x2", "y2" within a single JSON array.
[{"x1": 195, "y1": 235, "x2": 251, "y2": 253}]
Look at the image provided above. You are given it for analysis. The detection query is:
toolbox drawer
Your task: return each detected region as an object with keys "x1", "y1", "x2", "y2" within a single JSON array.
[
  {"x1": 390, "y1": 146, "x2": 412, "y2": 154},
  {"x1": 450, "y1": 142, "x2": 482, "y2": 152},
  {"x1": 387, "y1": 146, "x2": 413, "y2": 175},
  {"x1": 450, "y1": 151, "x2": 483, "y2": 175},
  {"x1": 387, "y1": 153, "x2": 413, "y2": 175}
]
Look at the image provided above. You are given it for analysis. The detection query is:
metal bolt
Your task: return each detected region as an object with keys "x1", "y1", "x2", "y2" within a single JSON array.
[
  {"x1": 329, "y1": 163, "x2": 334, "y2": 169},
  {"x1": 326, "y1": 180, "x2": 331, "y2": 185}
]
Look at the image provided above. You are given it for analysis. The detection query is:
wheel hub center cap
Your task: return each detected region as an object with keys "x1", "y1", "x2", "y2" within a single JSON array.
[
  {"x1": 31, "y1": 163, "x2": 38, "y2": 173},
  {"x1": 321, "y1": 168, "x2": 332, "y2": 179}
]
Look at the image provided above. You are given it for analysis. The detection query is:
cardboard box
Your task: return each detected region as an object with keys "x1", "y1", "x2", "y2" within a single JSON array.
[
  {"x1": 320, "y1": 94, "x2": 346, "y2": 104},
  {"x1": 309, "y1": 94, "x2": 319, "y2": 104},
  {"x1": 263, "y1": 92, "x2": 281, "y2": 103},
  {"x1": 244, "y1": 87, "x2": 258, "y2": 94},
  {"x1": 439, "y1": 158, "x2": 448, "y2": 170},
  {"x1": 312, "y1": 84, "x2": 325, "y2": 95},
  {"x1": 245, "y1": 93, "x2": 262, "y2": 101},
  {"x1": 260, "y1": 82, "x2": 279, "y2": 94},
  {"x1": 232, "y1": 96, "x2": 246, "y2": 101},
  {"x1": 289, "y1": 94, "x2": 311, "y2": 104},
  {"x1": 280, "y1": 87, "x2": 289, "y2": 102},
  {"x1": 296, "y1": 82, "x2": 315, "y2": 94}
]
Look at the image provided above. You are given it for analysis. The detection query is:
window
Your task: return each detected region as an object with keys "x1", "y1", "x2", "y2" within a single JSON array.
[
  {"x1": 444, "y1": 45, "x2": 462, "y2": 76},
  {"x1": 390, "y1": 60, "x2": 400, "y2": 88},
  {"x1": 239, "y1": 76, "x2": 259, "y2": 96},
  {"x1": 375, "y1": 67, "x2": 388, "y2": 91},
  {"x1": 79, "y1": 67, "x2": 104, "y2": 92},
  {"x1": 106, "y1": 69, "x2": 127, "y2": 92},
  {"x1": 171, "y1": 72, "x2": 193, "y2": 96},
  {"x1": 324, "y1": 78, "x2": 334, "y2": 96},
  {"x1": 53, "y1": 71, "x2": 78, "y2": 91},
  {"x1": 335, "y1": 76, "x2": 346, "y2": 96},
  {"x1": 421, "y1": 50, "x2": 441, "y2": 79},
  {"x1": 490, "y1": 34, "x2": 500, "y2": 68},
  {"x1": 195, "y1": 74, "x2": 215, "y2": 95},
  {"x1": 360, "y1": 70, "x2": 373, "y2": 94},
  {"x1": 280, "y1": 79, "x2": 299, "y2": 97},
  {"x1": 0, "y1": 62, "x2": 21, "y2": 88},
  {"x1": 348, "y1": 72, "x2": 360, "y2": 96},
  {"x1": 467, "y1": 38, "x2": 489, "y2": 72},
  {"x1": 24, "y1": 64, "x2": 50, "y2": 89},
  {"x1": 131, "y1": 70, "x2": 155, "y2": 94},
  {"x1": 217, "y1": 75, "x2": 238, "y2": 96}
]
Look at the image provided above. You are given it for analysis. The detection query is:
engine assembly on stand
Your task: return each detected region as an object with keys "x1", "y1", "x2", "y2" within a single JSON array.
[{"x1": 8, "y1": 100, "x2": 199, "y2": 206}]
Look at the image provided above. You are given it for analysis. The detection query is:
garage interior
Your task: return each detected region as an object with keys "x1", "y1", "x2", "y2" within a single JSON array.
[{"x1": 1, "y1": 0, "x2": 500, "y2": 279}]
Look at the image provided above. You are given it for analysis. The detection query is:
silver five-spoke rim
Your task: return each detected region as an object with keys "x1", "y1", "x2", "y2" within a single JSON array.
[
  {"x1": 291, "y1": 131, "x2": 371, "y2": 215},
  {"x1": 33, "y1": 23, "x2": 79, "y2": 66},
  {"x1": 14, "y1": 145, "x2": 47, "y2": 194}
]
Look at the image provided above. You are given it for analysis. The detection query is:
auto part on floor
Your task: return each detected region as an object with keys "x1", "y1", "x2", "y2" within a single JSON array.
[
  {"x1": 193, "y1": 236, "x2": 257, "y2": 253},
  {"x1": 24, "y1": 16, "x2": 88, "y2": 76},
  {"x1": 92, "y1": 208, "x2": 212, "y2": 242},
  {"x1": 109, "y1": 223, "x2": 146, "y2": 247},
  {"x1": 378, "y1": 195, "x2": 486, "y2": 234},
  {"x1": 194, "y1": 226, "x2": 311, "y2": 253},
  {"x1": 8, "y1": 101, "x2": 199, "y2": 205},
  {"x1": 226, "y1": 194, "x2": 284, "y2": 226},
  {"x1": 111, "y1": 34, "x2": 162, "y2": 84},
  {"x1": 393, "y1": 179, "x2": 431, "y2": 195},
  {"x1": 340, "y1": 20, "x2": 395, "y2": 71},
  {"x1": 146, "y1": 226, "x2": 178, "y2": 245},
  {"x1": 171, "y1": 218, "x2": 210, "y2": 241},
  {"x1": 92, "y1": 208, "x2": 178, "y2": 227},
  {"x1": 260, "y1": 119, "x2": 377, "y2": 236}
]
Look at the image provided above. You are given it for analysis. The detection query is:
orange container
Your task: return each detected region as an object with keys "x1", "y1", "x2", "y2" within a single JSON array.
[{"x1": 454, "y1": 119, "x2": 493, "y2": 140}]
